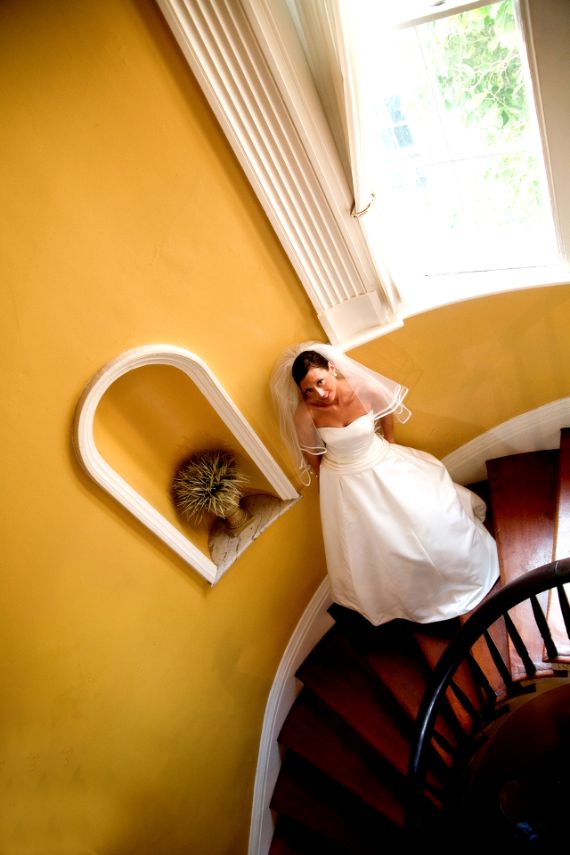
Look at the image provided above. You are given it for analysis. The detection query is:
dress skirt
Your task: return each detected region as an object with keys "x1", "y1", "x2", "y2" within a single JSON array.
[{"x1": 318, "y1": 412, "x2": 500, "y2": 626}]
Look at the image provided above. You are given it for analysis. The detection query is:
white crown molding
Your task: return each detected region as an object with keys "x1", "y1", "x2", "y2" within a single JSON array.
[
  {"x1": 73, "y1": 344, "x2": 299, "y2": 584},
  {"x1": 155, "y1": 0, "x2": 400, "y2": 345},
  {"x1": 248, "y1": 397, "x2": 570, "y2": 854}
]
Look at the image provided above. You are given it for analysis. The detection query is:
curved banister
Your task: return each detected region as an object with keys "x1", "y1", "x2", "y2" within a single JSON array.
[{"x1": 405, "y1": 556, "x2": 570, "y2": 840}]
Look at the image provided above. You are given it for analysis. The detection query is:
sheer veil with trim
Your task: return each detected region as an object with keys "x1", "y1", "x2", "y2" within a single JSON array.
[{"x1": 270, "y1": 341, "x2": 411, "y2": 483}]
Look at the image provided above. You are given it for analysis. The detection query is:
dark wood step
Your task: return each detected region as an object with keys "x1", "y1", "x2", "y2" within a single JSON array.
[
  {"x1": 413, "y1": 620, "x2": 488, "y2": 732},
  {"x1": 554, "y1": 428, "x2": 570, "y2": 559},
  {"x1": 440, "y1": 481, "x2": 508, "y2": 699},
  {"x1": 458, "y1": 577, "x2": 512, "y2": 702},
  {"x1": 278, "y1": 687, "x2": 406, "y2": 827},
  {"x1": 270, "y1": 752, "x2": 402, "y2": 855},
  {"x1": 329, "y1": 575, "x2": 500, "y2": 748},
  {"x1": 327, "y1": 618, "x2": 447, "y2": 740},
  {"x1": 296, "y1": 621, "x2": 454, "y2": 793},
  {"x1": 295, "y1": 626, "x2": 412, "y2": 777},
  {"x1": 547, "y1": 427, "x2": 570, "y2": 659},
  {"x1": 328, "y1": 607, "x2": 479, "y2": 731},
  {"x1": 269, "y1": 815, "x2": 349, "y2": 855},
  {"x1": 362, "y1": 621, "x2": 474, "y2": 763},
  {"x1": 359, "y1": 619, "x2": 437, "y2": 723},
  {"x1": 486, "y1": 449, "x2": 559, "y2": 680}
]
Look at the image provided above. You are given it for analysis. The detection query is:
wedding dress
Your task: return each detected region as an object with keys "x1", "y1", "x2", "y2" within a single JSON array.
[{"x1": 318, "y1": 411, "x2": 500, "y2": 626}]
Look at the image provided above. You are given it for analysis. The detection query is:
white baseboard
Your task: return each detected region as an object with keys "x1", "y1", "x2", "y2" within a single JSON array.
[
  {"x1": 248, "y1": 397, "x2": 570, "y2": 855},
  {"x1": 247, "y1": 579, "x2": 333, "y2": 855},
  {"x1": 443, "y1": 398, "x2": 570, "y2": 484}
]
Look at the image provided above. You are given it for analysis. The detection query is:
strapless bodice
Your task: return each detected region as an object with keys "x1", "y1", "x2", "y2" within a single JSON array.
[{"x1": 318, "y1": 411, "x2": 389, "y2": 473}]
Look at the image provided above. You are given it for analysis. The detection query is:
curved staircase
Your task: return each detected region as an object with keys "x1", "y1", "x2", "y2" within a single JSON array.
[{"x1": 267, "y1": 429, "x2": 570, "y2": 854}]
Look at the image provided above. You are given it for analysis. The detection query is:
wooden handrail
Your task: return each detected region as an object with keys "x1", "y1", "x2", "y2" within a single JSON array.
[{"x1": 405, "y1": 557, "x2": 570, "y2": 842}]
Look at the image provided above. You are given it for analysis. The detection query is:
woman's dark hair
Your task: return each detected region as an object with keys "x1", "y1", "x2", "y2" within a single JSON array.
[{"x1": 291, "y1": 350, "x2": 329, "y2": 387}]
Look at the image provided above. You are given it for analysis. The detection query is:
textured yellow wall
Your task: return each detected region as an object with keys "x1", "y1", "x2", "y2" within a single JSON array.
[
  {"x1": 0, "y1": 2, "x2": 325, "y2": 854},
  {"x1": 355, "y1": 285, "x2": 570, "y2": 456},
  {"x1": 1, "y1": 1, "x2": 570, "y2": 854}
]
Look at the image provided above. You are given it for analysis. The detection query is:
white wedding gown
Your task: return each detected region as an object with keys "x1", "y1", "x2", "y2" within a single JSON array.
[{"x1": 318, "y1": 411, "x2": 500, "y2": 626}]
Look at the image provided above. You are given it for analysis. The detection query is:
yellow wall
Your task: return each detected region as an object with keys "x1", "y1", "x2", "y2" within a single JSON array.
[
  {"x1": 1, "y1": 1, "x2": 569, "y2": 854},
  {"x1": 1, "y1": 3, "x2": 325, "y2": 854},
  {"x1": 355, "y1": 286, "x2": 570, "y2": 457}
]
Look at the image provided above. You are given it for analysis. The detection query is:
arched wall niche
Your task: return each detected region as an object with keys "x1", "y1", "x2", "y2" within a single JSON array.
[{"x1": 74, "y1": 345, "x2": 300, "y2": 584}]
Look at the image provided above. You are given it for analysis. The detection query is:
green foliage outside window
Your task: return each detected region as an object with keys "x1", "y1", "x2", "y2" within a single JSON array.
[
  {"x1": 425, "y1": 0, "x2": 543, "y2": 222},
  {"x1": 428, "y1": 0, "x2": 527, "y2": 145}
]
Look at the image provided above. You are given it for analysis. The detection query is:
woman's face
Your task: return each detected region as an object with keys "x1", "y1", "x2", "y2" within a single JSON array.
[{"x1": 299, "y1": 362, "x2": 337, "y2": 406}]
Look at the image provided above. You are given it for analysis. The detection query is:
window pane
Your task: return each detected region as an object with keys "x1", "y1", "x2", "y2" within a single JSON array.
[{"x1": 370, "y1": 0, "x2": 559, "y2": 277}]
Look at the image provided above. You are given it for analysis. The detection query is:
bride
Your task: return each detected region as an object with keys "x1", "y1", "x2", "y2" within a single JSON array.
[{"x1": 271, "y1": 341, "x2": 500, "y2": 627}]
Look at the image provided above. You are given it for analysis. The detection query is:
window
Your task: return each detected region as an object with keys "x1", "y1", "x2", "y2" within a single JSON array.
[
  {"x1": 158, "y1": 0, "x2": 570, "y2": 346},
  {"x1": 365, "y1": 0, "x2": 560, "y2": 285}
]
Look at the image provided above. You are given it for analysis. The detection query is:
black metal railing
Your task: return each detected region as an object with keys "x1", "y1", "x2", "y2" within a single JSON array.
[{"x1": 405, "y1": 557, "x2": 570, "y2": 848}]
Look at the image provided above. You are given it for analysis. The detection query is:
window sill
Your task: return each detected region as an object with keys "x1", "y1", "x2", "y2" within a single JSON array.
[{"x1": 399, "y1": 263, "x2": 570, "y2": 319}]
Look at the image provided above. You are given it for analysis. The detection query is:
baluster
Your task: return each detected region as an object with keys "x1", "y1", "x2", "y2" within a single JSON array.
[
  {"x1": 504, "y1": 612, "x2": 536, "y2": 677},
  {"x1": 557, "y1": 583, "x2": 570, "y2": 638},
  {"x1": 530, "y1": 594, "x2": 558, "y2": 660},
  {"x1": 483, "y1": 625, "x2": 514, "y2": 691}
]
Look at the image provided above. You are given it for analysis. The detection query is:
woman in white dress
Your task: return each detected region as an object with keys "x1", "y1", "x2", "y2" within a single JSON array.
[{"x1": 271, "y1": 342, "x2": 500, "y2": 627}]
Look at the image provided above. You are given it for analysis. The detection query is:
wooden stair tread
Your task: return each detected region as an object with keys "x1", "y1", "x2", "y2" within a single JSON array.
[
  {"x1": 269, "y1": 816, "x2": 349, "y2": 855},
  {"x1": 328, "y1": 608, "x2": 486, "y2": 735},
  {"x1": 364, "y1": 623, "x2": 473, "y2": 759},
  {"x1": 459, "y1": 578, "x2": 512, "y2": 700},
  {"x1": 279, "y1": 688, "x2": 405, "y2": 826},
  {"x1": 458, "y1": 485, "x2": 508, "y2": 698},
  {"x1": 296, "y1": 628, "x2": 412, "y2": 776},
  {"x1": 330, "y1": 620, "x2": 442, "y2": 734},
  {"x1": 487, "y1": 450, "x2": 559, "y2": 575},
  {"x1": 487, "y1": 450, "x2": 559, "y2": 679},
  {"x1": 270, "y1": 752, "x2": 401, "y2": 855},
  {"x1": 413, "y1": 620, "x2": 488, "y2": 734},
  {"x1": 546, "y1": 427, "x2": 570, "y2": 659},
  {"x1": 554, "y1": 428, "x2": 570, "y2": 558},
  {"x1": 362, "y1": 621, "x2": 432, "y2": 721}
]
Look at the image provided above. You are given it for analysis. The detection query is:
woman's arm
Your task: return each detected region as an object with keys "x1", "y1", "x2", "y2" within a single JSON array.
[
  {"x1": 303, "y1": 451, "x2": 322, "y2": 476},
  {"x1": 379, "y1": 413, "x2": 395, "y2": 443},
  {"x1": 294, "y1": 404, "x2": 323, "y2": 477}
]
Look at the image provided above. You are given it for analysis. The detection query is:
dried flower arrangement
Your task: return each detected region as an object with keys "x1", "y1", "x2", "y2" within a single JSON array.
[{"x1": 171, "y1": 449, "x2": 251, "y2": 534}]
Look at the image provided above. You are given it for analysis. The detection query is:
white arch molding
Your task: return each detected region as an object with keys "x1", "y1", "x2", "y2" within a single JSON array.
[{"x1": 73, "y1": 344, "x2": 299, "y2": 584}]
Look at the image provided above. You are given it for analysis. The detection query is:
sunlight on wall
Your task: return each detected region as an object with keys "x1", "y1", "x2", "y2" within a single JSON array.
[{"x1": 354, "y1": 285, "x2": 570, "y2": 458}]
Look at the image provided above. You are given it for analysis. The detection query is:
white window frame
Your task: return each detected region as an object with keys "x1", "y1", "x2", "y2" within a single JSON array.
[
  {"x1": 156, "y1": 0, "x2": 570, "y2": 346},
  {"x1": 381, "y1": 0, "x2": 570, "y2": 316}
]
